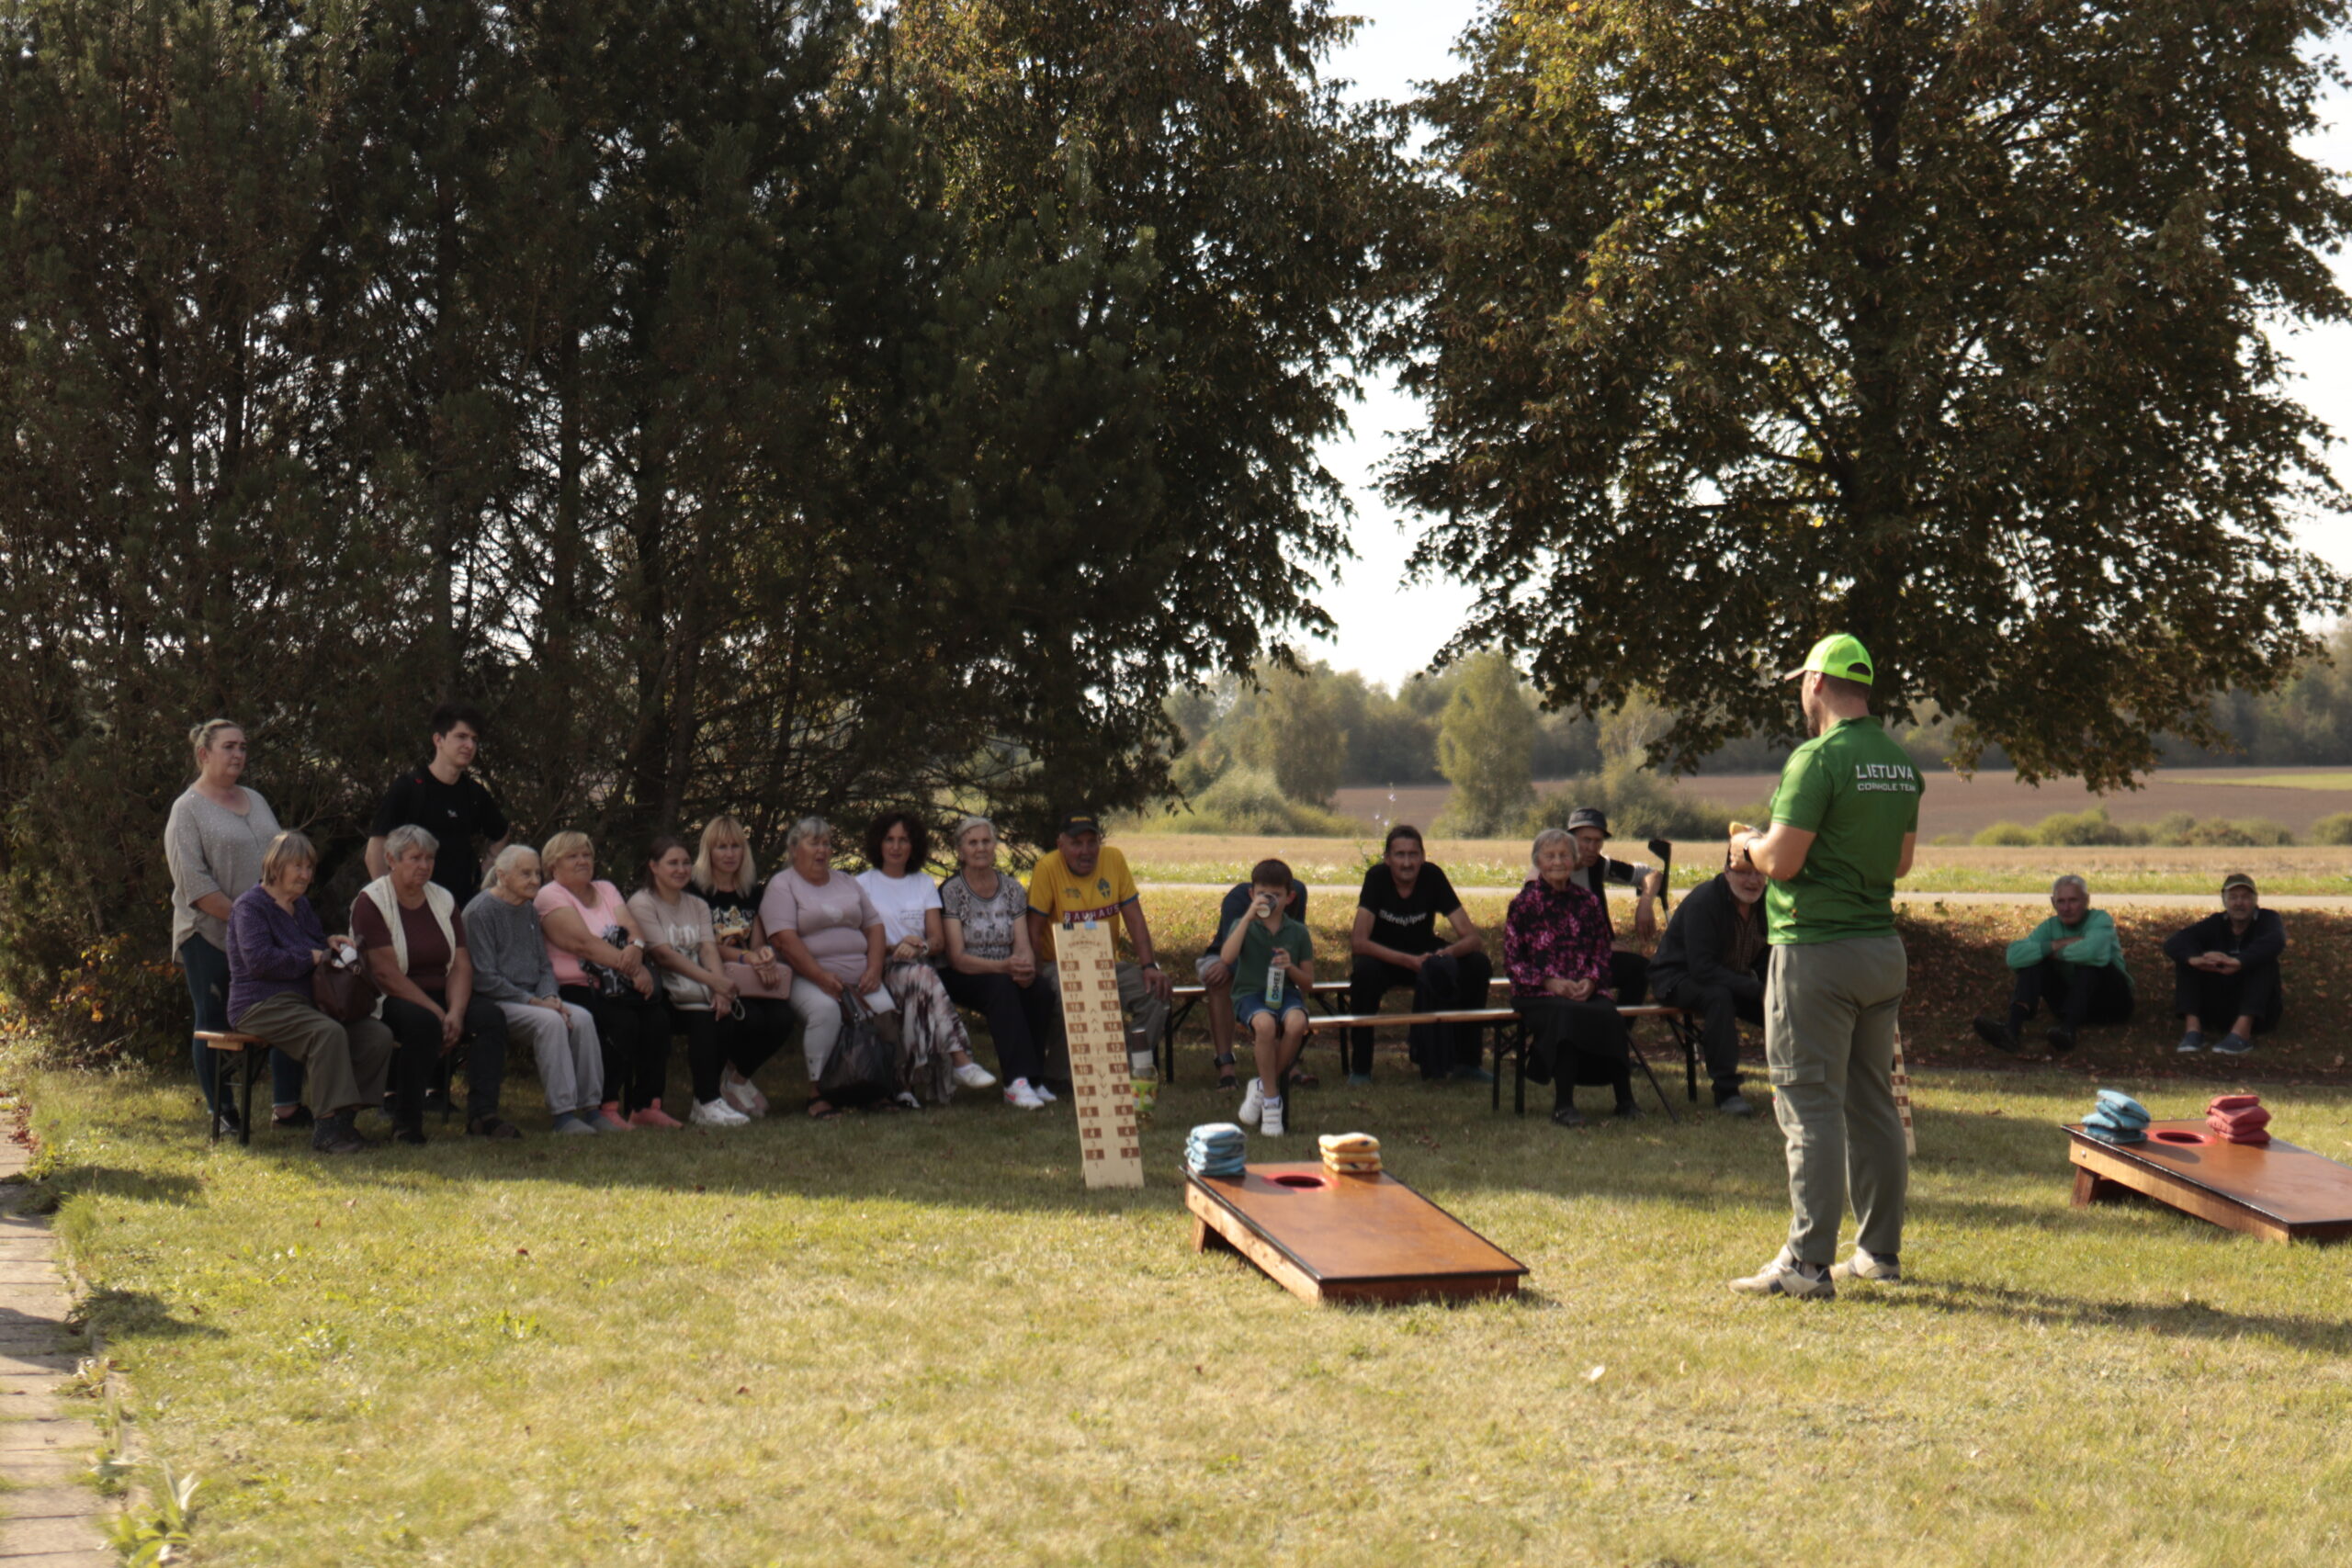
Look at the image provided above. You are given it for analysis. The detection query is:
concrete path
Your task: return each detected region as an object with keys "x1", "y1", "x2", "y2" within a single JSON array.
[{"x1": 0, "y1": 1136, "x2": 108, "y2": 1566}]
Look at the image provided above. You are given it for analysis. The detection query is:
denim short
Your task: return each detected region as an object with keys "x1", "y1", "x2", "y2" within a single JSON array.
[{"x1": 1234, "y1": 992, "x2": 1309, "y2": 1028}]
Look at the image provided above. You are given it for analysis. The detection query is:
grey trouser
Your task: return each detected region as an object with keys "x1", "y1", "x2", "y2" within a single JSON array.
[
  {"x1": 495, "y1": 999, "x2": 604, "y2": 1113},
  {"x1": 1035, "y1": 960, "x2": 1170, "y2": 1076},
  {"x1": 231, "y1": 993, "x2": 396, "y2": 1119},
  {"x1": 1765, "y1": 934, "x2": 1909, "y2": 1265}
]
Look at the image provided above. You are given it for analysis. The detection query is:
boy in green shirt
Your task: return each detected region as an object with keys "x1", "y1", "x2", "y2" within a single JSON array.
[
  {"x1": 1973, "y1": 875, "x2": 2132, "y2": 1056},
  {"x1": 1218, "y1": 858, "x2": 1316, "y2": 1137}
]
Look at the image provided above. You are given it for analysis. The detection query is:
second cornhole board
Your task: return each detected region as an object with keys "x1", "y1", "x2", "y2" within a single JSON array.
[
  {"x1": 2064, "y1": 1121, "x2": 2352, "y2": 1244},
  {"x1": 1185, "y1": 1163, "x2": 1527, "y2": 1304}
]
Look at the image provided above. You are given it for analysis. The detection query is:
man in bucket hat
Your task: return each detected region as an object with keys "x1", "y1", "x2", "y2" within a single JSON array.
[{"x1": 1728, "y1": 634, "x2": 1922, "y2": 1300}]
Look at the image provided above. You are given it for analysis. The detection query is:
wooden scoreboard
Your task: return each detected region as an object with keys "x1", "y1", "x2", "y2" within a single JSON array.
[{"x1": 1056, "y1": 920, "x2": 1144, "y2": 1189}]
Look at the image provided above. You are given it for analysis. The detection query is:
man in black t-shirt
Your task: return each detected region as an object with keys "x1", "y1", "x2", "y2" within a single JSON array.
[
  {"x1": 365, "y1": 705, "x2": 511, "y2": 904},
  {"x1": 1199, "y1": 875, "x2": 1309, "y2": 1089},
  {"x1": 1348, "y1": 825, "x2": 1494, "y2": 1084}
]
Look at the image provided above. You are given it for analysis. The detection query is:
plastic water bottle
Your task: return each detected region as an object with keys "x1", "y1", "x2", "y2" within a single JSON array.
[{"x1": 1266, "y1": 951, "x2": 1286, "y2": 1010}]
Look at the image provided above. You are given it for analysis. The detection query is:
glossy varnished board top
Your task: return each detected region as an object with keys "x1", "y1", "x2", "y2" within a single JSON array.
[
  {"x1": 2065, "y1": 1122, "x2": 2352, "y2": 1227},
  {"x1": 1186, "y1": 1163, "x2": 1527, "y2": 1284}
]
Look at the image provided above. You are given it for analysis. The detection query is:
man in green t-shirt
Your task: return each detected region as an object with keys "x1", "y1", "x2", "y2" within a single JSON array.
[{"x1": 1728, "y1": 634, "x2": 1921, "y2": 1301}]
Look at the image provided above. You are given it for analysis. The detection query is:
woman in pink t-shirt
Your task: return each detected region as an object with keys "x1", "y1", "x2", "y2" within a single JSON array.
[{"x1": 536, "y1": 830, "x2": 673, "y2": 1129}]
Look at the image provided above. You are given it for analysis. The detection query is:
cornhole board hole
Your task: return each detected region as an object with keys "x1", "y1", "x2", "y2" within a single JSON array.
[
  {"x1": 2064, "y1": 1122, "x2": 2352, "y2": 1244},
  {"x1": 1184, "y1": 1162, "x2": 1527, "y2": 1304}
]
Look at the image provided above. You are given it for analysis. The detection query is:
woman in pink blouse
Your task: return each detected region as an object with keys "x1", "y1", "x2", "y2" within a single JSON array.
[{"x1": 1504, "y1": 827, "x2": 1634, "y2": 1127}]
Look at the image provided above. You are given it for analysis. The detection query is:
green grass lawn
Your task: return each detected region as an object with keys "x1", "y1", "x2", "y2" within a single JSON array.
[{"x1": 20, "y1": 1039, "x2": 2352, "y2": 1566}]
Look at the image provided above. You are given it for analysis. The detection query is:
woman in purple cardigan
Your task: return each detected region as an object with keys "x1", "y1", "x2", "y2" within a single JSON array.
[
  {"x1": 1503, "y1": 827, "x2": 1634, "y2": 1127},
  {"x1": 225, "y1": 832, "x2": 396, "y2": 1154}
]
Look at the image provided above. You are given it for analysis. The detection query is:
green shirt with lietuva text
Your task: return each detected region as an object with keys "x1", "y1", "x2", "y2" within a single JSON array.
[{"x1": 1766, "y1": 716, "x2": 1923, "y2": 944}]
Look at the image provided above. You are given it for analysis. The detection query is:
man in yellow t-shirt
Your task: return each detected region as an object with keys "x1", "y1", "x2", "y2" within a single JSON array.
[{"x1": 1027, "y1": 814, "x2": 1174, "y2": 1079}]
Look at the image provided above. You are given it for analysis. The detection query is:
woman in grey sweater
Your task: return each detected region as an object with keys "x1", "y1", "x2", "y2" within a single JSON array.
[
  {"x1": 163, "y1": 719, "x2": 304, "y2": 1134},
  {"x1": 464, "y1": 847, "x2": 606, "y2": 1134}
]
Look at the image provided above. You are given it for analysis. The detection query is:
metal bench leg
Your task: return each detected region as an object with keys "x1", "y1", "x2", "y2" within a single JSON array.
[
  {"x1": 238, "y1": 1047, "x2": 257, "y2": 1148},
  {"x1": 1683, "y1": 1014, "x2": 1701, "y2": 1104},
  {"x1": 1630, "y1": 1023, "x2": 1678, "y2": 1123}
]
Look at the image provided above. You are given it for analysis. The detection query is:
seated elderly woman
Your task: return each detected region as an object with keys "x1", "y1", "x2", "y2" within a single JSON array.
[
  {"x1": 1504, "y1": 826, "x2": 1634, "y2": 1128},
  {"x1": 758, "y1": 816, "x2": 892, "y2": 1119},
  {"x1": 938, "y1": 815, "x2": 1055, "y2": 1110},
  {"x1": 464, "y1": 846, "x2": 606, "y2": 1134},
  {"x1": 535, "y1": 830, "x2": 665, "y2": 1130},
  {"x1": 354, "y1": 824, "x2": 519, "y2": 1143},
  {"x1": 855, "y1": 809, "x2": 997, "y2": 1102},
  {"x1": 692, "y1": 815, "x2": 788, "y2": 1116},
  {"x1": 224, "y1": 831, "x2": 396, "y2": 1154},
  {"x1": 629, "y1": 834, "x2": 788, "y2": 1128}
]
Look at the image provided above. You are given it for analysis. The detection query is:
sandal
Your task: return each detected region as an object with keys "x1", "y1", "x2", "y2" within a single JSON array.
[
  {"x1": 806, "y1": 1098, "x2": 842, "y2": 1121},
  {"x1": 1214, "y1": 1053, "x2": 1238, "y2": 1091}
]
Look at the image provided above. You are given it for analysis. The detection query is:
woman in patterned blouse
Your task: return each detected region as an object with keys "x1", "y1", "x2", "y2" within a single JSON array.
[{"x1": 1504, "y1": 827, "x2": 1634, "y2": 1127}]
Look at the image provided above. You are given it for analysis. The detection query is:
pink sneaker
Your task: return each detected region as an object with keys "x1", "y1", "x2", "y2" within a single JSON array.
[
  {"x1": 594, "y1": 1105, "x2": 634, "y2": 1133},
  {"x1": 629, "y1": 1102, "x2": 684, "y2": 1129}
]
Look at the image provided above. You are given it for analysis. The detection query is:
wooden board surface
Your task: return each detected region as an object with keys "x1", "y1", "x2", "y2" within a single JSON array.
[
  {"x1": 1185, "y1": 1162, "x2": 1526, "y2": 1303},
  {"x1": 1057, "y1": 921, "x2": 1144, "y2": 1189},
  {"x1": 2064, "y1": 1121, "x2": 2352, "y2": 1244}
]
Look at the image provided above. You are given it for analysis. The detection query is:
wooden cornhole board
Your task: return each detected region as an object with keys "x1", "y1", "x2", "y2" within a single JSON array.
[
  {"x1": 2064, "y1": 1121, "x2": 2352, "y2": 1244},
  {"x1": 1185, "y1": 1162, "x2": 1527, "y2": 1304}
]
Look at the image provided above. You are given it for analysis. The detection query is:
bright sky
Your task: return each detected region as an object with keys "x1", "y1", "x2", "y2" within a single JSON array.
[{"x1": 1307, "y1": 4, "x2": 2352, "y2": 690}]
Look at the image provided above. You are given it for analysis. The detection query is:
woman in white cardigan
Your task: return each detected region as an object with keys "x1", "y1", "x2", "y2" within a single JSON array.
[{"x1": 353, "y1": 824, "x2": 519, "y2": 1145}]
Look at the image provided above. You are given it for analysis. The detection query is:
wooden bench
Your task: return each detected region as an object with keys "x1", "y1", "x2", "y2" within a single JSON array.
[
  {"x1": 1490, "y1": 1004, "x2": 1700, "y2": 1122},
  {"x1": 194, "y1": 1032, "x2": 266, "y2": 1148}
]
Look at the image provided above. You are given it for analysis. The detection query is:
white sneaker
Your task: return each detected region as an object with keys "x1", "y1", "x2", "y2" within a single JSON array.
[
  {"x1": 719, "y1": 1070, "x2": 768, "y2": 1119},
  {"x1": 1261, "y1": 1098, "x2": 1284, "y2": 1137},
  {"x1": 690, "y1": 1099, "x2": 750, "y2": 1128},
  {"x1": 1828, "y1": 1248, "x2": 1903, "y2": 1283},
  {"x1": 1727, "y1": 1248, "x2": 1835, "y2": 1300},
  {"x1": 895, "y1": 1091, "x2": 922, "y2": 1111},
  {"x1": 1005, "y1": 1079, "x2": 1046, "y2": 1111},
  {"x1": 1237, "y1": 1077, "x2": 1265, "y2": 1127},
  {"x1": 953, "y1": 1061, "x2": 998, "y2": 1091},
  {"x1": 1032, "y1": 1081, "x2": 1058, "y2": 1103}
]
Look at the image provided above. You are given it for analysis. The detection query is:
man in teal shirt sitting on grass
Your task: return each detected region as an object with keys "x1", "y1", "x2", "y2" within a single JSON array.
[{"x1": 1973, "y1": 875, "x2": 2132, "y2": 1057}]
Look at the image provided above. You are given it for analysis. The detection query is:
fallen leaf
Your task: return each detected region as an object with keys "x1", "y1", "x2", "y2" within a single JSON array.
[{"x1": 1585, "y1": 1364, "x2": 1606, "y2": 1382}]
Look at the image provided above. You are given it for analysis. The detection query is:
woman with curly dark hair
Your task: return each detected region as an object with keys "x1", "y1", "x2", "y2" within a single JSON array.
[{"x1": 856, "y1": 810, "x2": 995, "y2": 1101}]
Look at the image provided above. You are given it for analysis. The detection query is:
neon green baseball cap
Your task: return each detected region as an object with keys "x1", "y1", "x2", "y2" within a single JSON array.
[{"x1": 1783, "y1": 633, "x2": 1874, "y2": 685}]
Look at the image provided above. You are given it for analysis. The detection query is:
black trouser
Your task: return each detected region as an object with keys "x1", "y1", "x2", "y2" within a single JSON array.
[
  {"x1": 2172, "y1": 961, "x2": 2283, "y2": 1035},
  {"x1": 1514, "y1": 998, "x2": 1633, "y2": 1111},
  {"x1": 379, "y1": 990, "x2": 506, "y2": 1126},
  {"x1": 1347, "y1": 951, "x2": 1495, "y2": 1077},
  {"x1": 560, "y1": 983, "x2": 673, "y2": 1112},
  {"x1": 2009, "y1": 959, "x2": 2133, "y2": 1031},
  {"x1": 1655, "y1": 976, "x2": 1760, "y2": 1100},
  {"x1": 674, "y1": 998, "x2": 788, "y2": 1102},
  {"x1": 1611, "y1": 951, "x2": 1649, "y2": 1007},
  {"x1": 939, "y1": 968, "x2": 1048, "y2": 1084}
]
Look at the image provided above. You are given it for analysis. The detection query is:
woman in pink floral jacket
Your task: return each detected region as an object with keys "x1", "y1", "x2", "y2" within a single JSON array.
[{"x1": 1504, "y1": 828, "x2": 1634, "y2": 1127}]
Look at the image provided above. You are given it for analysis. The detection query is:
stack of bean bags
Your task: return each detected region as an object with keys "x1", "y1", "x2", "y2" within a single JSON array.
[
  {"x1": 1186, "y1": 1122, "x2": 1247, "y2": 1178},
  {"x1": 2081, "y1": 1089, "x2": 2150, "y2": 1145},
  {"x1": 1318, "y1": 1132, "x2": 1382, "y2": 1179},
  {"x1": 2207, "y1": 1094, "x2": 2272, "y2": 1145}
]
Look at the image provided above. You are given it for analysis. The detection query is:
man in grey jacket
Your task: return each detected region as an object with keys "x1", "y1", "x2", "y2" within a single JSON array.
[{"x1": 1647, "y1": 840, "x2": 1770, "y2": 1116}]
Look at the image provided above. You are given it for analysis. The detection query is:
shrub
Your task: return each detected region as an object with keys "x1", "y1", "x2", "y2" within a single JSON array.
[
  {"x1": 2176, "y1": 817, "x2": 2295, "y2": 848},
  {"x1": 1147, "y1": 766, "x2": 1367, "y2": 836},
  {"x1": 2311, "y1": 813, "x2": 2352, "y2": 846},
  {"x1": 2029, "y1": 807, "x2": 2140, "y2": 847},
  {"x1": 1972, "y1": 821, "x2": 2036, "y2": 847},
  {"x1": 2142, "y1": 811, "x2": 2201, "y2": 846},
  {"x1": 1517, "y1": 760, "x2": 1769, "y2": 843}
]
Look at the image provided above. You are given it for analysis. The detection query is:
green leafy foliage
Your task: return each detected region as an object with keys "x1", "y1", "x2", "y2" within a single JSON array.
[
  {"x1": 1390, "y1": 0, "x2": 2352, "y2": 790},
  {"x1": 1434, "y1": 650, "x2": 1537, "y2": 835},
  {"x1": 1972, "y1": 807, "x2": 2299, "y2": 848}
]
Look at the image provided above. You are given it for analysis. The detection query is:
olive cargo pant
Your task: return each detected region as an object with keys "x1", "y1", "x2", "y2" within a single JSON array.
[{"x1": 1766, "y1": 934, "x2": 1909, "y2": 1266}]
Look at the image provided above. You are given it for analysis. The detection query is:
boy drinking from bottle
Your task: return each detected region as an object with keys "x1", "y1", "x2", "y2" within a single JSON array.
[{"x1": 1220, "y1": 858, "x2": 1316, "y2": 1136}]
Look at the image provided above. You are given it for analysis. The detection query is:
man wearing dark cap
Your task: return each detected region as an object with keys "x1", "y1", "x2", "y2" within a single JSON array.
[
  {"x1": 2163, "y1": 874, "x2": 2285, "y2": 1057},
  {"x1": 1728, "y1": 634, "x2": 1921, "y2": 1300},
  {"x1": 1647, "y1": 838, "x2": 1770, "y2": 1116},
  {"x1": 1028, "y1": 814, "x2": 1173, "y2": 1080},
  {"x1": 1564, "y1": 806, "x2": 1664, "y2": 1004}
]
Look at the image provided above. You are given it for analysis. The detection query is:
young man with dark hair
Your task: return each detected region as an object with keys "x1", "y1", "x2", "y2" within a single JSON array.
[
  {"x1": 366, "y1": 705, "x2": 511, "y2": 902},
  {"x1": 1347, "y1": 825, "x2": 1493, "y2": 1085}
]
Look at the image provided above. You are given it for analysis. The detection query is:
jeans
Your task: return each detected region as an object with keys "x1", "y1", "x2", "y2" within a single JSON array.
[
  {"x1": 179, "y1": 935, "x2": 304, "y2": 1117},
  {"x1": 2009, "y1": 959, "x2": 2133, "y2": 1031},
  {"x1": 1346, "y1": 950, "x2": 1495, "y2": 1077},
  {"x1": 379, "y1": 991, "x2": 509, "y2": 1126},
  {"x1": 939, "y1": 968, "x2": 1049, "y2": 1084},
  {"x1": 560, "y1": 984, "x2": 673, "y2": 1111}
]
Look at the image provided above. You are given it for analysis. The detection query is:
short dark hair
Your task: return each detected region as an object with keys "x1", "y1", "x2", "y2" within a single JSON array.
[
  {"x1": 1816, "y1": 674, "x2": 1871, "y2": 707},
  {"x1": 639, "y1": 832, "x2": 690, "y2": 893},
  {"x1": 1385, "y1": 824, "x2": 1424, "y2": 852},
  {"x1": 431, "y1": 703, "x2": 487, "y2": 739},
  {"x1": 865, "y1": 810, "x2": 932, "y2": 871},
  {"x1": 1250, "y1": 858, "x2": 1293, "y2": 888}
]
